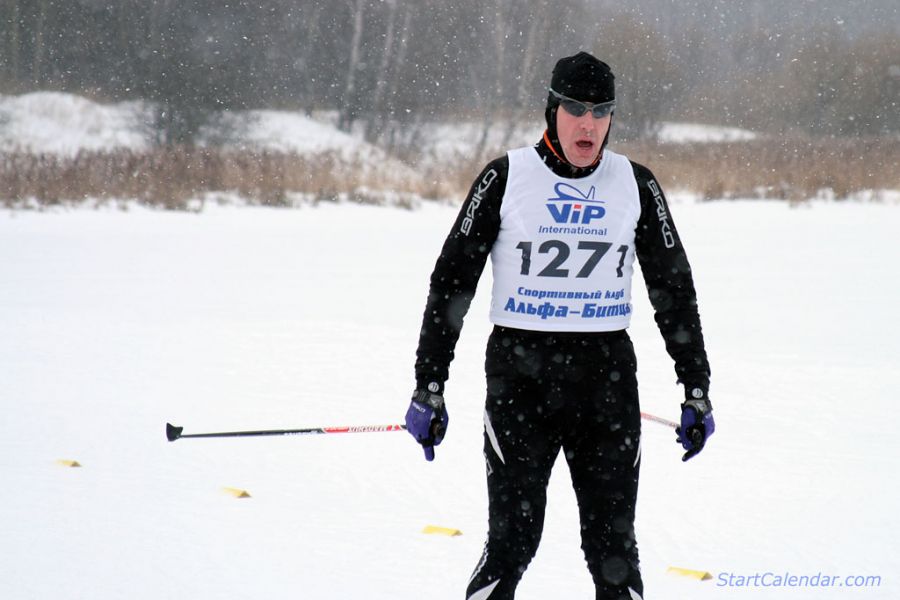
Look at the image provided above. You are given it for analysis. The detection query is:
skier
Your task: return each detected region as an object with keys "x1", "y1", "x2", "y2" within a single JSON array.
[{"x1": 405, "y1": 51, "x2": 715, "y2": 600}]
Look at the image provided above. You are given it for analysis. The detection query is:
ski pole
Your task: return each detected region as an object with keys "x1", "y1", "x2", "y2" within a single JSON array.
[
  {"x1": 640, "y1": 411, "x2": 678, "y2": 429},
  {"x1": 166, "y1": 422, "x2": 406, "y2": 442},
  {"x1": 168, "y1": 412, "x2": 676, "y2": 442}
]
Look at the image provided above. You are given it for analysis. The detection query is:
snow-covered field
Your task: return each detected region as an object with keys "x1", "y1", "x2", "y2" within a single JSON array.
[{"x1": 1, "y1": 198, "x2": 897, "y2": 599}]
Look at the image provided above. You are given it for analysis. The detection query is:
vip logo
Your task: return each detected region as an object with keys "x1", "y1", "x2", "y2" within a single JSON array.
[{"x1": 546, "y1": 183, "x2": 606, "y2": 224}]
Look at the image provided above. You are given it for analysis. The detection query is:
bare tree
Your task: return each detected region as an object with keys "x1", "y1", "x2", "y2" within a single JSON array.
[
  {"x1": 338, "y1": 0, "x2": 366, "y2": 132},
  {"x1": 3, "y1": 0, "x2": 22, "y2": 85},
  {"x1": 471, "y1": 0, "x2": 514, "y2": 161},
  {"x1": 363, "y1": 0, "x2": 399, "y2": 142},
  {"x1": 298, "y1": 3, "x2": 324, "y2": 114},
  {"x1": 30, "y1": 0, "x2": 48, "y2": 85},
  {"x1": 381, "y1": 2, "x2": 414, "y2": 153}
]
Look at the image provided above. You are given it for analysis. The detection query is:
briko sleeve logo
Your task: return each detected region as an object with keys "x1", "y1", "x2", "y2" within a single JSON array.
[
  {"x1": 647, "y1": 179, "x2": 675, "y2": 248},
  {"x1": 546, "y1": 182, "x2": 606, "y2": 225},
  {"x1": 460, "y1": 168, "x2": 499, "y2": 235}
]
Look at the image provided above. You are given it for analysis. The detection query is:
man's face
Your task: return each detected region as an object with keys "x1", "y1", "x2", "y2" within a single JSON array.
[{"x1": 555, "y1": 107, "x2": 611, "y2": 168}]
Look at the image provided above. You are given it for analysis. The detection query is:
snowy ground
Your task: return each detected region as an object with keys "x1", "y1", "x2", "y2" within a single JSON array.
[{"x1": 1, "y1": 198, "x2": 898, "y2": 599}]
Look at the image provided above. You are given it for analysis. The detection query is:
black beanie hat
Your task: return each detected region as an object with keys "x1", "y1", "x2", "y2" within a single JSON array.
[{"x1": 548, "y1": 51, "x2": 615, "y2": 106}]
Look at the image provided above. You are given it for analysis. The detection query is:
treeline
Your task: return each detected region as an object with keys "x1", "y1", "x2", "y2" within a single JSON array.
[{"x1": 1, "y1": 0, "x2": 898, "y2": 149}]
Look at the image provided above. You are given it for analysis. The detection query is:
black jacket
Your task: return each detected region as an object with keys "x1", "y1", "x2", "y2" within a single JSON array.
[{"x1": 414, "y1": 136, "x2": 711, "y2": 400}]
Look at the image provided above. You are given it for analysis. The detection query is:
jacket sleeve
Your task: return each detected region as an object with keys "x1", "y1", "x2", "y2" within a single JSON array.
[
  {"x1": 413, "y1": 157, "x2": 508, "y2": 394},
  {"x1": 632, "y1": 161, "x2": 711, "y2": 399}
]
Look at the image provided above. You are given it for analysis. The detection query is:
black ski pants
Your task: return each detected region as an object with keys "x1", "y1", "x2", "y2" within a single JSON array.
[{"x1": 466, "y1": 326, "x2": 643, "y2": 600}]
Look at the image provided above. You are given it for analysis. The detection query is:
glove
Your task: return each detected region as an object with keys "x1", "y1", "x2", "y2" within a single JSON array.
[
  {"x1": 405, "y1": 390, "x2": 448, "y2": 461},
  {"x1": 676, "y1": 397, "x2": 715, "y2": 462}
]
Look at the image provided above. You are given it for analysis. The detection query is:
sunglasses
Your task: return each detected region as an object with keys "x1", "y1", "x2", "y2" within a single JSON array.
[{"x1": 549, "y1": 88, "x2": 616, "y2": 118}]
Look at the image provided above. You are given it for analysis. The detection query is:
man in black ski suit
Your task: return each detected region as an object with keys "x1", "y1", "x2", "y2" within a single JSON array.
[{"x1": 405, "y1": 52, "x2": 715, "y2": 600}]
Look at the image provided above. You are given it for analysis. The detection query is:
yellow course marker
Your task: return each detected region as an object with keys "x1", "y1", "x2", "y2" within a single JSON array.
[
  {"x1": 223, "y1": 487, "x2": 251, "y2": 498},
  {"x1": 422, "y1": 525, "x2": 462, "y2": 537},
  {"x1": 667, "y1": 566, "x2": 713, "y2": 581},
  {"x1": 56, "y1": 460, "x2": 82, "y2": 468}
]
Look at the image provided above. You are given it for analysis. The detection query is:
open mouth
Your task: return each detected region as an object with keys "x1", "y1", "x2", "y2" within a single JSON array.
[{"x1": 575, "y1": 140, "x2": 594, "y2": 150}]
